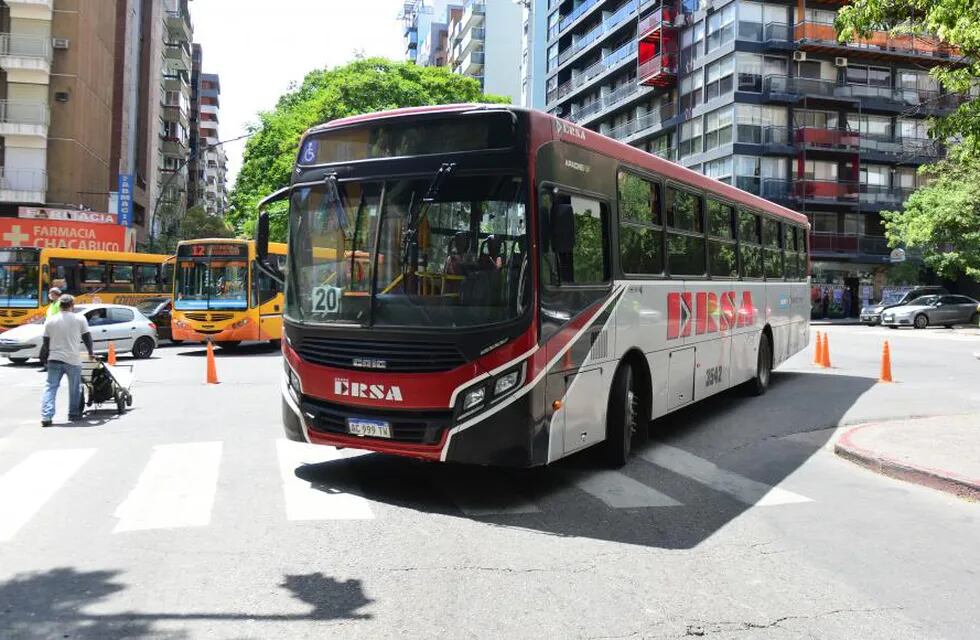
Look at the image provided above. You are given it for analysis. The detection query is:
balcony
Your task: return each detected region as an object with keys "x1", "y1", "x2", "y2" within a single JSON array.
[
  {"x1": 859, "y1": 184, "x2": 915, "y2": 208},
  {"x1": 638, "y1": 5, "x2": 677, "y2": 40},
  {"x1": 0, "y1": 167, "x2": 46, "y2": 203},
  {"x1": 165, "y1": 10, "x2": 192, "y2": 42},
  {"x1": 461, "y1": 1, "x2": 485, "y2": 30},
  {"x1": 161, "y1": 101, "x2": 189, "y2": 128},
  {"x1": 763, "y1": 75, "x2": 855, "y2": 103},
  {"x1": 651, "y1": 147, "x2": 676, "y2": 162},
  {"x1": 809, "y1": 233, "x2": 892, "y2": 257},
  {"x1": 159, "y1": 135, "x2": 187, "y2": 157},
  {"x1": 161, "y1": 72, "x2": 187, "y2": 93},
  {"x1": 559, "y1": 0, "x2": 601, "y2": 34},
  {"x1": 0, "y1": 33, "x2": 52, "y2": 78},
  {"x1": 859, "y1": 134, "x2": 944, "y2": 162},
  {"x1": 795, "y1": 19, "x2": 957, "y2": 65},
  {"x1": 557, "y1": 0, "x2": 638, "y2": 67},
  {"x1": 753, "y1": 178, "x2": 860, "y2": 205},
  {"x1": 794, "y1": 127, "x2": 861, "y2": 153},
  {"x1": 3, "y1": 0, "x2": 52, "y2": 20},
  {"x1": 0, "y1": 100, "x2": 49, "y2": 137},
  {"x1": 164, "y1": 42, "x2": 191, "y2": 72},
  {"x1": 460, "y1": 49, "x2": 484, "y2": 75},
  {"x1": 638, "y1": 53, "x2": 678, "y2": 87},
  {"x1": 458, "y1": 26, "x2": 485, "y2": 57},
  {"x1": 606, "y1": 101, "x2": 677, "y2": 142}
]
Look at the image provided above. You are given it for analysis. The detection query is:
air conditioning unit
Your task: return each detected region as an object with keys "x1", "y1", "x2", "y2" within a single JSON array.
[
  {"x1": 792, "y1": 51, "x2": 807, "y2": 62},
  {"x1": 52, "y1": 38, "x2": 70, "y2": 50},
  {"x1": 835, "y1": 56, "x2": 848, "y2": 67}
]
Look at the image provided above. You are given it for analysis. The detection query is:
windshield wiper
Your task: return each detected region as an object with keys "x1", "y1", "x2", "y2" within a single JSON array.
[{"x1": 401, "y1": 162, "x2": 456, "y2": 271}]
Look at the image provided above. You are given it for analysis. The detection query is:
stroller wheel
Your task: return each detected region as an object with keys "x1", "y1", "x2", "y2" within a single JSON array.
[
  {"x1": 115, "y1": 390, "x2": 127, "y2": 414},
  {"x1": 125, "y1": 393, "x2": 133, "y2": 407}
]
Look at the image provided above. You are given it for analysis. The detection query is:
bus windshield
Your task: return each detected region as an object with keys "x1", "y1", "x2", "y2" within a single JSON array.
[
  {"x1": 286, "y1": 173, "x2": 529, "y2": 328},
  {"x1": 0, "y1": 249, "x2": 40, "y2": 308},
  {"x1": 174, "y1": 244, "x2": 250, "y2": 310}
]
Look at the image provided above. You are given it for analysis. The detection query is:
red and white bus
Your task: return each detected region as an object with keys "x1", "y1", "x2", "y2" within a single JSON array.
[{"x1": 258, "y1": 104, "x2": 810, "y2": 467}]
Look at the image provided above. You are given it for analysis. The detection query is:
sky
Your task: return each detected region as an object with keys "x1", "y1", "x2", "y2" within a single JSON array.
[{"x1": 190, "y1": 0, "x2": 406, "y2": 189}]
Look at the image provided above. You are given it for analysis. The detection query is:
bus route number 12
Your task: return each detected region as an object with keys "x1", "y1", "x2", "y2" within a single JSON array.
[{"x1": 312, "y1": 285, "x2": 341, "y2": 314}]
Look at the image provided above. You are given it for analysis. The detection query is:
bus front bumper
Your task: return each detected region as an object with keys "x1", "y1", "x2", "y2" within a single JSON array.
[{"x1": 280, "y1": 379, "x2": 547, "y2": 467}]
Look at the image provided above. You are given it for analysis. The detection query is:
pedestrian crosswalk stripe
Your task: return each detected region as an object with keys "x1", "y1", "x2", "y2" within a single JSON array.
[
  {"x1": 276, "y1": 439, "x2": 374, "y2": 521},
  {"x1": 0, "y1": 448, "x2": 96, "y2": 542},
  {"x1": 113, "y1": 442, "x2": 223, "y2": 533},
  {"x1": 442, "y1": 481, "x2": 541, "y2": 517},
  {"x1": 638, "y1": 444, "x2": 812, "y2": 506},
  {"x1": 568, "y1": 469, "x2": 682, "y2": 508}
]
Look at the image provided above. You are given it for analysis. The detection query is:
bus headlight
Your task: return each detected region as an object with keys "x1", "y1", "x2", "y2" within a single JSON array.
[
  {"x1": 284, "y1": 361, "x2": 302, "y2": 399},
  {"x1": 462, "y1": 387, "x2": 486, "y2": 412},
  {"x1": 494, "y1": 369, "x2": 521, "y2": 396}
]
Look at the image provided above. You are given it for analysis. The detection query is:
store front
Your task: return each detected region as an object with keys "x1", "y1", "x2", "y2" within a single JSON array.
[{"x1": 810, "y1": 261, "x2": 888, "y2": 319}]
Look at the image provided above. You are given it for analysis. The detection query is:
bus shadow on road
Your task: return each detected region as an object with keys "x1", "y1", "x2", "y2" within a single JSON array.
[
  {"x1": 295, "y1": 371, "x2": 877, "y2": 550},
  {"x1": 175, "y1": 343, "x2": 282, "y2": 358}
]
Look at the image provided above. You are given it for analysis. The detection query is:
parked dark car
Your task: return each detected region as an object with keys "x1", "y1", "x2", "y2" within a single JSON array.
[
  {"x1": 881, "y1": 294, "x2": 980, "y2": 329},
  {"x1": 860, "y1": 286, "x2": 949, "y2": 325},
  {"x1": 137, "y1": 298, "x2": 179, "y2": 343}
]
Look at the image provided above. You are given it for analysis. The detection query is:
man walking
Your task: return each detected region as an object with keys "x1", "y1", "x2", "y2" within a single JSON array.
[
  {"x1": 46, "y1": 287, "x2": 62, "y2": 318},
  {"x1": 39, "y1": 295, "x2": 94, "y2": 426}
]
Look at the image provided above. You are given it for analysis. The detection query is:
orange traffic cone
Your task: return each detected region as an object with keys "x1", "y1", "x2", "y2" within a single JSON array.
[
  {"x1": 879, "y1": 340, "x2": 893, "y2": 383},
  {"x1": 813, "y1": 330, "x2": 823, "y2": 366},
  {"x1": 820, "y1": 333, "x2": 832, "y2": 368},
  {"x1": 107, "y1": 341, "x2": 117, "y2": 366},
  {"x1": 205, "y1": 340, "x2": 219, "y2": 384}
]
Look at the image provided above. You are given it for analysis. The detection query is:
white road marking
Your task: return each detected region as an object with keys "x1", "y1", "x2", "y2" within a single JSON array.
[
  {"x1": 443, "y1": 482, "x2": 541, "y2": 517},
  {"x1": 276, "y1": 439, "x2": 374, "y2": 521},
  {"x1": 639, "y1": 444, "x2": 812, "y2": 506},
  {"x1": 569, "y1": 469, "x2": 682, "y2": 508},
  {"x1": 113, "y1": 442, "x2": 223, "y2": 533},
  {"x1": 0, "y1": 448, "x2": 96, "y2": 542}
]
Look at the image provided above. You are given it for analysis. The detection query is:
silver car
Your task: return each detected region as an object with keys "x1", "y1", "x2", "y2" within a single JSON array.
[
  {"x1": 881, "y1": 295, "x2": 980, "y2": 329},
  {"x1": 0, "y1": 303, "x2": 158, "y2": 364}
]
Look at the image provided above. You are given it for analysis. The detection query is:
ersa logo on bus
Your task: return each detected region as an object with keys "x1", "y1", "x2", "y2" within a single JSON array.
[
  {"x1": 334, "y1": 378, "x2": 404, "y2": 402},
  {"x1": 667, "y1": 291, "x2": 756, "y2": 340}
]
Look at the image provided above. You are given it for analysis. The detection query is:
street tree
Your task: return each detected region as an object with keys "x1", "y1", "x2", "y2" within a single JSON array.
[
  {"x1": 178, "y1": 205, "x2": 235, "y2": 241},
  {"x1": 228, "y1": 58, "x2": 508, "y2": 241},
  {"x1": 881, "y1": 152, "x2": 980, "y2": 280}
]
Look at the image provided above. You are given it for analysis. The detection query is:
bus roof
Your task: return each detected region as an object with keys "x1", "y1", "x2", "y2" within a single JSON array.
[
  {"x1": 306, "y1": 104, "x2": 808, "y2": 228},
  {"x1": 177, "y1": 238, "x2": 287, "y2": 254},
  {"x1": 39, "y1": 247, "x2": 170, "y2": 262}
]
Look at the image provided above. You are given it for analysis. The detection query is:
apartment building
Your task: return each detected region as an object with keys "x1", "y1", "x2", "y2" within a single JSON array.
[
  {"x1": 521, "y1": 0, "x2": 549, "y2": 108},
  {"x1": 403, "y1": 1, "x2": 523, "y2": 103},
  {"x1": 543, "y1": 0, "x2": 963, "y2": 311},
  {"x1": 187, "y1": 41, "x2": 201, "y2": 208},
  {"x1": 447, "y1": 0, "x2": 523, "y2": 102},
  {"x1": 195, "y1": 72, "x2": 226, "y2": 215},
  {"x1": 155, "y1": 0, "x2": 192, "y2": 235},
  {"x1": 0, "y1": 1, "x2": 116, "y2": 213}
]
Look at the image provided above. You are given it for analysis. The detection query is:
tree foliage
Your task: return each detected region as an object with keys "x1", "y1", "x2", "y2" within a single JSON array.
[
  {"x1": 881, "y1": 152, "x2": 980, "y2": 279},
  {"x1": 179, "y1": 205, "x2": 235, "y2": 241},
  {"x1": 228, "y1": 58, "x2": 509, "y2": 242}
]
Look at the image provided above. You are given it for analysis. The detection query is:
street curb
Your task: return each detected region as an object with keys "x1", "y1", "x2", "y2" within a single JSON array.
[{"x1": 834, "y1": 423, "x2": 980, "y2": 502}]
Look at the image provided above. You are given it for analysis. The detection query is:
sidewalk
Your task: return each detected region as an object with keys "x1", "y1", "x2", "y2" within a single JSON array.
[
  {"x1": 835, "y1": 415, "x2": 980, "y2": 501},
  {"x1": 810, "y1": 318, "x2": 862, "y2": 326}
]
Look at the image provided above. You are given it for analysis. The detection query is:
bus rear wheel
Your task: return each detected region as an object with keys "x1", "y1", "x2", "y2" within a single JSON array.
[
  {"x1": 601, "y1": 363, "x2": 648, "y2": 468},
  {"x1": 747, "y1": 333, "x2": 772, "y2": 397}
]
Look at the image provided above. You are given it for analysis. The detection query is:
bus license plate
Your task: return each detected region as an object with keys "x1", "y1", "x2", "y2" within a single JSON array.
[{"x1": 347, "y1": 418, "x2": 392, "y2": 439}]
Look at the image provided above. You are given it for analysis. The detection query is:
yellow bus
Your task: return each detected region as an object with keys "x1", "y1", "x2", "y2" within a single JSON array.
[
  {"x1": 171, "y1": 238, "x2": 287, "y2": 346},
  {"x1": 0, "y1": 247, "x2": 172, "y2": 332}
]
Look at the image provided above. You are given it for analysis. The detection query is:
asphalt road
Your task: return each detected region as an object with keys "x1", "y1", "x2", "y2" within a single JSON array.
[{"x1": 0, "y1": 325, "x2": 978, "y2": 640}]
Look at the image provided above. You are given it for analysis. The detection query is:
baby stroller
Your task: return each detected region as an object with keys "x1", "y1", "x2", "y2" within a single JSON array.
[{"x1": 80, "y1": 358, "x2": 134, "y2": 414}]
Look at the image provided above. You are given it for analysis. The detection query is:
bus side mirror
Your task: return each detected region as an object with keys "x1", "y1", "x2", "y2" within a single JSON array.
[
  {"x1": 551, "y1": 204, "x2": 575, "y2": 254},
  {"x1": 256, "y1": 210, "x2": 270, "y2": 263}
]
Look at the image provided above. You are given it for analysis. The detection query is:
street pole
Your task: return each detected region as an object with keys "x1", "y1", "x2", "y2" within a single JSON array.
[{"x1": 147, "y1": 132, "x2": 251, "y2": 253}]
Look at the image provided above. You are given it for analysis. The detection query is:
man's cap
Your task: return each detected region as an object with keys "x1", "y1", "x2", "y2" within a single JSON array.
[
  {"x1": 49, "y1": 287, "x2": 61, "y2": 296},
  {"x1": 58, "y1": 294, "x2": 75, "y2": 309}
]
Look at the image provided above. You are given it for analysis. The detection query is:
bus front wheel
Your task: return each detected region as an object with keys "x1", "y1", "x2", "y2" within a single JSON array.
[{"x1": 601, "y1": 363, "x2": 648, "y2": 468}]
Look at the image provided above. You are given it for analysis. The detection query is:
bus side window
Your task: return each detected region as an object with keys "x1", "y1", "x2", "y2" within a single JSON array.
[
  {"x1": 737, "y1": 210, "x2": 763, "y2": 279},
  {"x1": 763, "y1": 218, "x2": 784, "y2": 280},
  {"x1": 81, "y1": 261, "x2": 107, "y2": 293},
  {"x1": 544, "y1": 193, "x2": 609, "y2": 286},
  {"x1": 665, "y1": 186, "x2": 706, "y2": 276},
  {"x1": 617, "y1": 170, "x2": 664, "y2": 276},
  {"x1": 110, "y1": 264, "x2": 135, "y2": 292},
  {"x1": 136, "y1": 264, "x2": 161, "y2": 293}
]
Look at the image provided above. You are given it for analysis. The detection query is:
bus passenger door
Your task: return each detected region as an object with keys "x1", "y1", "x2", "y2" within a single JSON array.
[{"x1": 254, "y1": 259, "x2": 283, "y2": 340}]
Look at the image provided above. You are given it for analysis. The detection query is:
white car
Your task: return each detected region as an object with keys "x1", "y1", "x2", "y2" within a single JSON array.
[{"x1": 0, "y1": 303, "x2": 158, "y2": 364}]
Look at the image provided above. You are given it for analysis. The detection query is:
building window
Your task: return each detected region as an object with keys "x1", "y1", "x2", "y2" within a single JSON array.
[
  {"x1": 680, "y1": 71, "x2": 703, "y2": 111},
  {"x1": 737, "y1": 53, "x2": 762, "y2": 91},
  {"x1": 706, "y1": 3, "x2": 736, "y2": 53},
  {"x1": 704, "y1": 54, "x2": 734, "y2": 101},
  {"x1": 736, "y1": 104, "x2": 787, "y2": 144},
  {"x1": 735, "y1": 155, "x2": 786, "y2": 196},
  {"x1": 704, "y1": 106, "x2": 734, "y2": 151},
  {"x1": 547, "y1": 44, "x2": 558, "y2": 72},
  {"x1": 704, "y1": 156, "x2": 733, "y2": 183},
  {"x1": 842, "y1": 213, "x2": 863, "y2": 236},
  {"x1": 795, "y1": 109, "x2": 839, "y2": 130},
  {"x1": 812, "y1": 212, "x2": 837, "y2": 233},
  {"x1": 847, "y1": 64, "x2": 891, "y2": 88},
  {"x1": 681, "y1": 19, "x2": 705, "y2": 67},
  {"x1": 679, "y1": 117, "x2": 703, "y2": 158},
  {"x1": 803, "y1": 8, "x2": 836, "y2": 24},
  {"x1": 802, "y1": 159, "x2": 838, "y2": 181},
  {"x1": 848, "y1": 113, "x2": 892, "y2": 137}
]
